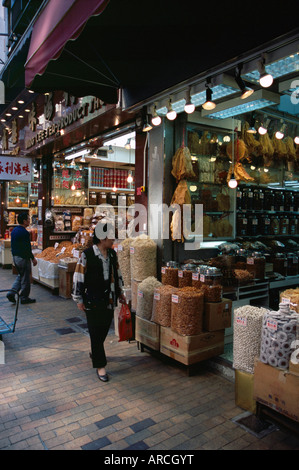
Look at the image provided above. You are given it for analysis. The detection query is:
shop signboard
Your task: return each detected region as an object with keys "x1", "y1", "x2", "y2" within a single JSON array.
[{"x1": 0, "y1": 156, "x2": 32, "y2": 182}]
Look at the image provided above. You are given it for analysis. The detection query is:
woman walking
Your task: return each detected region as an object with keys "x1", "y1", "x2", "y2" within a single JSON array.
[{"x1": 72, "y1": 221, "x2": 125, "y2": 382}]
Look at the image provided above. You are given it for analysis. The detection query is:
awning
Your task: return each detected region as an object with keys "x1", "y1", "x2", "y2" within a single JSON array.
[
  {"x1": 24, "y1": 0, "x2": 116, "y2": 101},
  {"x1": 25, "y1": 0, "x2": 299, "y2": 109}
]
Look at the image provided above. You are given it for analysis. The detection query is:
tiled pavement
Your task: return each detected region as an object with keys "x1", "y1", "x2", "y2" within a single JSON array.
[{"x1": 1, "y1": 268, "x2": 299, "y2": 451}]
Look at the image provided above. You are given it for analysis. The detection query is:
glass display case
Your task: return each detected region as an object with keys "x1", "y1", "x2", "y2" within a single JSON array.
[
  {"x1": 185, "y1": 125, "x2": 236, "y2": 240},
  {"x1": 7, "y1": 181, "x2": 29, "y2": 208},
  {"x1": 52, "y1": 162, "x2": 89, "y2": 206}
]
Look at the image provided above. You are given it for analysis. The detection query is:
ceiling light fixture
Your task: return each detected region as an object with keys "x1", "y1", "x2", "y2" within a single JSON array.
[
  {"x1": 166, "y1": 99, "x2": 177, "y2": 120},
  {"x1": 184, "y1": 87, "x2": 195, "y2": 114},
  {"x1": 295, "y1": 136, "x2": 299, "y2": 145},
  {"x1": 202, "y1": 83, "x2": 216, "y2": 110},
  {"x1": 235, "y1": 65, "x2": 254, "y2": 99},
  {"x1": 258, "y1": 55, "x2": 274, "y2": 88},
  {"x1": 142, "y1": 115, "x2": 153, "y2": 132},
  {"x1": 108, "y1": 145, "x2": 114, "y2": 154},
  {"x1": 125, "y1": 138, "x2": 131, "y2": 150},
  {"x1": 151, "y1": 108, "x2": 162, "y2": 127}
]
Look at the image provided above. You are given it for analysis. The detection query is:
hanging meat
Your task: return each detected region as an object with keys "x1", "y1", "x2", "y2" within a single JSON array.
[{"x1": 171, "y1": 146, "x2": 196, "y2": 181}]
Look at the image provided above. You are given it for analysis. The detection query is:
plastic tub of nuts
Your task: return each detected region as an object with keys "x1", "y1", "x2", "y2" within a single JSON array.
[{"x1": 151, "y1": 285, "x2": 178, "y2": 327}]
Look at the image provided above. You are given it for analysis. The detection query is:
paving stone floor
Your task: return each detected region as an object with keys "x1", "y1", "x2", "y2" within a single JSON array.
[{"x1": 0, "y1": 267, "x2": 299, "y2": 451}]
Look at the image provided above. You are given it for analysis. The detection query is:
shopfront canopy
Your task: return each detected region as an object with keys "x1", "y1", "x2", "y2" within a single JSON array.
[{"x1": 25, "y1": 0, "x2": 299, "y2": 109}]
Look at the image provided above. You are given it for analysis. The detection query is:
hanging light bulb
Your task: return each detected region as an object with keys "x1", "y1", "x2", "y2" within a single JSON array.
[
  {"x1": 275, "y1": 121, "x2": 286, "y2": 140},
  {"x1": 151, "y1": 106, "x2": 162, "y2": 126},
  {"x1": 184, "y1": 87, "x2": 195, "y2": 114},
  {"x1": 258, "y1": 57, "x2": 273, "y2": 88},
  {"x1": 166, "y1": 99, "x2": 177, "y2": 120},
  {"x1": 202, "y1": 85, "x2": 216, "y2": 110},
  {"x1": 127, "y1": 171, "x2": 133, "y2": 183},
  {"x1": 71, "y1": 182, "x2": 76, "y2": 191},
  {"x1": 258, "y1": 125, "x2": 267, "y2": 135},
  {"x1": 294, "y1": 136, "x2": 299, "y2": 145},
  {"x1": 228, "y1": 173, "x2": 238, "y2": 189}
]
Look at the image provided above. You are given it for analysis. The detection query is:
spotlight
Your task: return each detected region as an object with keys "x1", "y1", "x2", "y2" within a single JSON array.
[
  {"x1": 151, "y1": 106, "x2": 162, "y2": 126},
  {"x1": 166, "y1": 100, "x2": 177, "y2": 120},
  {"x1": 258, "y1": 56, "x2": 273, "y2": 88},
  {"x1": 142, "y1": 120, "x2": 153, "y2": 132},
  {"x1": 235, "y1": 65, "x2": 254, "y2": 99},
  {"x1": 108, "y1": 145, "x2": 114, "y2": 153},
  {"x1": 202, "y1": 85, "x2": 216, "y2": 110},
  {"x1": 125, "y1": 138, "x2": 131, "y2": 150},
  {"x1": 184, "y1": 87, "x2": 195, "y2": 114},
  {"x1": 295, "y1": 136, "x2": 299, "y2": 145}
]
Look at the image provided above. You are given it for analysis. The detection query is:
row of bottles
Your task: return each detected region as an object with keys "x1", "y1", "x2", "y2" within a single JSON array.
[
  {"x1": 237, "y1": 213, "x2": 298, "y2": 237},
  {"x1": 237, "y1": 187, "x2": 299, "y2": 212}
]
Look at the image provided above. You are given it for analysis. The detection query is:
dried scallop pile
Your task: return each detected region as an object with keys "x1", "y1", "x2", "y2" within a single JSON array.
[
  {"x1": 136, "y1": 276, "x2": 162, "y2": 320},
  {"x1": 130, "y1": 235, "x2": 157, "y2": 281},
  {"x1": 117, "y1": 238, "x2": 133, "y2": 287},
  {"x1": 171, "y1": 287, "x2": 204, "y2": 336},
  {"x1": 260, "y1": 303, "x2": 299, "y2": 370},
  {"x1": 233, "y1": 305, "x2": 269, "y2": 373},
  {"x1": 151, "y1": 285, "x2": 178, "y2": 327}
]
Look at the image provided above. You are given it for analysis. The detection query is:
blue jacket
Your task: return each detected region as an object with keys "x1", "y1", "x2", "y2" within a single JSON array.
[{"x1": 11, "y1": 225, "x2": 33, "y2": 260}]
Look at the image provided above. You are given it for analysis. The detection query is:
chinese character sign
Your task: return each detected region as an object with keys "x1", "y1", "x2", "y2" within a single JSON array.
[{"x1": 0, "y1": 156, "x2": 32, "y2": 182}]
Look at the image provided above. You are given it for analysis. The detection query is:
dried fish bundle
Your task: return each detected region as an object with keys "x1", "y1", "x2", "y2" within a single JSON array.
[
  {"x1": 284, "y1": 136, "x2": 296, "y2": 160},
  {"x1": 171, "y1": 147, "x2": 196, "y2": 181},
  {"x1": 242, "y1": 122, "x2": 262, "y2": 155},
  {"x1": 226, "y1": 138, "x2": 247, "y2": 162}
]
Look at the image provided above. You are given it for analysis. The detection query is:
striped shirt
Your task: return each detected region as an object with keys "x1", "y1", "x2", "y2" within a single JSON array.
[{"x1": 72, "y1": 245, "x2": 124, "y2": 308}]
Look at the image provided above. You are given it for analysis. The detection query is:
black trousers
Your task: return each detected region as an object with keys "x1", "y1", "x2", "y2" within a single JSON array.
[{"x1": 85, "y1": 301, "x2": 113, "y2": 369}]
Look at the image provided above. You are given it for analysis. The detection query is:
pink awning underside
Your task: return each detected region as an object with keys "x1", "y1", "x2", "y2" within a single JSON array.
[{"x1": 25, "y1": 0, "x2": 110, "y2": 87}]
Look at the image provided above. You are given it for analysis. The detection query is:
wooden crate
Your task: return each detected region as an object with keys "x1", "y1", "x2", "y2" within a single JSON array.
[
  {"x1": 58, "y1": 267, "x2": 74, "y2": 299},
  {"x1": 160, "y1": 327, "x2": 224, "y2": 365},
  {"x1": 135, "y1": 315, "x2": 160, "y2": 350}
]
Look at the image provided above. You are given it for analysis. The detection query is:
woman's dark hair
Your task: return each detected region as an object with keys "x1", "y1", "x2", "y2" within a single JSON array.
[{"x1": 18, "y1": 212, "x2": 29, "y2": 225}]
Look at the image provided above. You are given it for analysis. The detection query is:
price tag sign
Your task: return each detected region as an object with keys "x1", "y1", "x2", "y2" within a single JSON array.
[
  {"x1": 172, "y1": 294, "x2": 179, "y2": 303},
  {"x1": 154, "y1": 293, "x2": 160, "y2": 301},
  {"x1": 192, "y1": 273, "x2": 199, "y2": 281},
  {"x1": 236, "y1": 317, "x2": 247, "y2": 326}
]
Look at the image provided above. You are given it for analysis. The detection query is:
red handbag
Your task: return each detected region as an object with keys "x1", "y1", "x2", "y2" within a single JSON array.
[{"x1": 118, "y1": 302, "x2": 133, "y2": 342}]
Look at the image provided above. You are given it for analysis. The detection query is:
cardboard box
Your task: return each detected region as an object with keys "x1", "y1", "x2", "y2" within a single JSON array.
[
  {"x1": 131, "y1": 279, "x2": 141, "y2": 311},
  {"x1": 204, "y1": 298, "x2": 232, "y2": 331},
  {"x1": 289, "y1": 361, "x2": 299, "y2": 377},
  {"x1": 160, "y1": 327, "x2": 224, "y2": 365},
  {"x1": 135, "y1": 315, "x2": 160, "y2": 350},
  {"x1": 235, "y1": 369, "x2": 256, "y2": 414},
  {"x1": 253, "y1": 359, "x2": 299, "y2": 422},
  {"x1": 39, "y1": 276, "x2": 59, "y2": 289}
]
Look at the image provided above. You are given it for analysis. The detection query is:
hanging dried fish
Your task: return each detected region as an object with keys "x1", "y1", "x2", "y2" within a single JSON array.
[
  {"x1": 226, "y1": 138, "x2": 248, "y2": 162},
  {"x1": 171, "y1": 147, "x2": 196, "y2": 181},
  {"x1": 242, "y1": 122, "x2": 262, "y2": 155}
]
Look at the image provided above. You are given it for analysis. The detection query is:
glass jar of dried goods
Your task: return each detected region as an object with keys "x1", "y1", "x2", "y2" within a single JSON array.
[
  {"x1": 161, "y1": 261, "x2": 179, "y2": 287},
  {"x1": 200, "y1": 267, "x2": 223, "y2": 302},
  {"x1": 246, "y1": 252, "x2": 265, "y2": 280},
  {"x1": 178, "y1": 263, "x2": 196, "y2": 288},
  {"x1": 273, "y1": 253, "x2": 287, "y2": 276}
]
